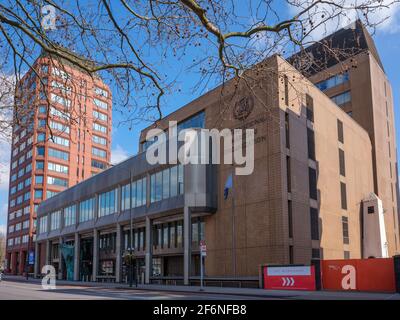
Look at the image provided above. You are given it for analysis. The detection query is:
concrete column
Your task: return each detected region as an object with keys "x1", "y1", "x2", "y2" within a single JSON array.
[
  {"x1": 92, "y1": 229, "x2": 98, "y2": 282},
  {"x1": 115, "y1": 224, "x2": 122, "y2": 283},
  {"x1": 34, "y1": 242, "x2": 39, "y2": 278},
  {"x1": 145, "y1": 216, "x2": 152, "y2": 284},
  {"x1": 58, "y1": 237, "x2": 64, "y2": 280},
  {"x1": 73, "y1": 233, "x2": 80, "y2": 281},
  {"x1": 183, "y1": 206, "x2": 191, "y2": 285}
]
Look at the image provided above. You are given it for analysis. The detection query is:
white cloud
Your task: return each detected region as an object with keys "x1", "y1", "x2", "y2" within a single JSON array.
[
  {"x1": 287, "y1": 0, "x2": 400, "y2": 41},
  {"x1": 111, "y1": 144, "x2": 130, "y2": 165}
]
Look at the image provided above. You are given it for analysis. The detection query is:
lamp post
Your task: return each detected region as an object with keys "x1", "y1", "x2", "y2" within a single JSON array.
[
  {"x1": 25, "y1": 234, "x2": 32, "y2": 280},
  {"x1": 127, "y1": 170, "x2": 138, "y2": 288}
]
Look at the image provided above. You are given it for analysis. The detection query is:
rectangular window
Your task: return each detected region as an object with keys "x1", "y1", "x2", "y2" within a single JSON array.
[
  {"x1": 50, "y1": 210, "x2": 61, "y2": 231},
  {"x1": 51, "y1": 93, "x2": 71, "y2": 107},
  {"x1": 39, "y1": 216, "x2": 48, "y2": 234},
  {"x1": 331, "y1": 91, "x2": 351, "y2": 106},
  {"x1": 93, "y1": 98, "x2": 108, "y2": 110},
  {"x1": 50, "y1": 121, "x2": 70, "y2": 134},
  {"x1": 307, "y1": 128, "x2": 315, "y2": 160},
  {"x1": 288, "y1": 200, "x2": 293, "y2": 239},
  {"x1": 92, "y1": 135, "x2": 107, "y2": 146},
  {"x1": 121, "y1": 183, "x2": 130, "y2": 211},
  {"x1": 316, "y1": 72, "x2": 349, "y2": 91},
  {"x1": 93, "y1": 122, "x2": 107, "y2": 133},
  {"x1": 91, "y1": 159, "x2": 107, "y2": 169},
  {"x1": 50, "y1": 136, "x2": 69, "y2": 147},
  {"x1": 93, "y1": 110, "x2": 108, "y2": 122},
  {"x1": 337, "y1": 119, "x2": 344, "y2": 143},
  {"x1": 92, "y1": 147, "x2": 107, "y2": 158},
  {"x1": 340, "y1": 182, "x2": 347, "y2": 210},
  {"x1": 310, "y1": 207, "x2": 319, "y2": 240},
  {"x1": 48, "y1": 162, "x2": 69, "y2": 174},
  {"x1": 98, "y1": 188, "x2": 118, "y2": 217},
  {"x1": 342, "y1": 216, "x2": 349, "y2": 244},
  {"x1": 64, "y1": 204, "x2": 76, "y2": 227},
  {"x1": 309, "y1": 168, "x2": 317, "y2": 200},
  {"x1": 284, "y1": 75, "x2": 289, "y2": 106},
  {"x1": 79, "y1": 198, "x2": 95, "y2": 222},
  {"x1": 339, "y1": 149, "x2": 346, "y2": 176},
  {"x1": 47, "y1": 176, "x2": 68, "y2": 187},
  {"x1": 286, "y1": 157, "x2": 291, "y2": 193},
  {"x1": 306, "y1": 94, "x2": 314, "y2": 122},
  {"x1": 34, "y1": 189, "x2": 43, "y2": 199},
  {"x1": 94, "y1": 87, "x2": 108, "y2": 98},
  {"x1": 48, "y1": 148, "x2": 69, "y2": 161},
  {"x1": 285, "y1": 113, "x2": 290, "y2": 149}
]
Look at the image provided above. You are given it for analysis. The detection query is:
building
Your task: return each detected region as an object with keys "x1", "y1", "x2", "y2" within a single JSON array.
[
  {"x1": 34, "y1": 23, "x2": 399, "y2": 287},
  {"x1": 5, "y1": 51, "x2": 112, "y2": 275}
]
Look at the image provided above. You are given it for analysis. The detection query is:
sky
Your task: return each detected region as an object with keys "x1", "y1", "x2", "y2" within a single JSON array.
[{"x1": 1, "y1": 1, "x2": 400, "y2": 233}]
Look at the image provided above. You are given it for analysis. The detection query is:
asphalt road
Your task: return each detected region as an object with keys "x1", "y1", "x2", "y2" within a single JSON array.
[{"x1": 0, "y1": 280, "x2": 269, "y2": 300}]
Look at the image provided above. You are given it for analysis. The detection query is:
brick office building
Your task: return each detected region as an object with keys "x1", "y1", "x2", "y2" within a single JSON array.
[
  {"x1": 34, "y1": 23, "x2": 399, "y2": 287},
  {"x1": 5, "y1": 51, "x2": 112, "y2": 275}
]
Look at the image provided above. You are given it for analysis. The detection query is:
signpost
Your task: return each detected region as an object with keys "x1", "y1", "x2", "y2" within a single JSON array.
[{"x1": 199, "y1": 240, "x2": 206, "y2": 290}]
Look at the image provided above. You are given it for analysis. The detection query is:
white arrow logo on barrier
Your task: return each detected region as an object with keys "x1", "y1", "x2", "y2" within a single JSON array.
[{"x1": 282, "y1": 277, "x2": 295, "y2": 287}]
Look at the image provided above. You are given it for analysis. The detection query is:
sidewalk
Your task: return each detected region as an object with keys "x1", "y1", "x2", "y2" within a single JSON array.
[{"x1": 3, "y1": 275, "x2": 400, "y2": 300}]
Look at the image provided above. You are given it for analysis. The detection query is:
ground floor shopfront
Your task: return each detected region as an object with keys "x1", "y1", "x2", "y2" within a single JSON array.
[{"x1": 35, "y1": 214, "x2": 211, "y2": 285}]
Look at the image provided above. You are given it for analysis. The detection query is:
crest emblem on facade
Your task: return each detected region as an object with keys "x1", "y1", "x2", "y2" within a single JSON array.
[{"x1": 233, "y1": 96, "x2": 254, "y2": 120}]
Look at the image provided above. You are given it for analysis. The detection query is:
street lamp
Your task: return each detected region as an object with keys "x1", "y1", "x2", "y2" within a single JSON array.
[{"x1": 127, "y1": 170, "x2": 138, "y2": 288}]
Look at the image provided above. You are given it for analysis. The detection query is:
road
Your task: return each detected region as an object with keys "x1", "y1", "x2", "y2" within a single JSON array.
[{"x1": 0, "y1": 280, "x2": 269, "y2": 300}]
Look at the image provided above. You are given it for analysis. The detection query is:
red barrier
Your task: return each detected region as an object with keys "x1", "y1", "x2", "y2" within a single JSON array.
[
  {"x1": 321, "y1": 258, "x2": 396, "y2": 293},
  {"x1": 263, "y1": 266, "x2": 316, "y2": 291}
]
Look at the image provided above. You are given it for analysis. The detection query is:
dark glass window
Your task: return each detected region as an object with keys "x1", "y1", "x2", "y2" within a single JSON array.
[
  {"x1": 310, "y1": 207, "x2": 319, "y2": 240},
  {"x1": 286, "y1": 157, "x2": 291, "y2": 193},
  {"x1": 306, "y1": 94, "x2": 314, "y2": 122},
  {"x1": 367, "y1": 206, "x2": 375, "y2": 214},
  {"x1": 339, "y1": 149, "x2": 346, "y2": 176},
  {"x1": 340, "y1": 182, "x2": 347, "y2": 210},
  {"x1": 288, "y1": 200, "x2": 293, "y2": 238},
  {"x1": 337, "y1": 120, "x2": 344, "y2": 143},
  {"x1": 37, "y1": 146, "x2": 45, "y2": 156},
  {"x1": 307, "y1": 128, "x2": 315, "y2": 160},
  {"x1": 309, "y1": 168, "x2": 317, "y2": 200},
  {"x1": 284, "y1": 75, "x2": 289, "y2": 106},
  {"x1": 342, "y1": 216, "x2": 349, "y2": 244},
  {"x1": 285, "y1": 113, "x2": 290, "y2": 148}
]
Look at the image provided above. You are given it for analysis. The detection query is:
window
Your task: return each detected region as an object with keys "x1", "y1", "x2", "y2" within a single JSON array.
[
  {"x1": 50, "y1": 211, "x2": 61, "y2": 230},
  {"x1": 51, "y1": 93, "x2": 71, "y2": 107},
  {"x1": 331, "y1": 91, "x2": 351, "y2": 106},
  {"x1": 48, "y1": 162, "x2": 68, "y2": 174},
  {"x1": 50, "y1": 121, "x2": 70, "y2": 134},
  {"x1": 38, "y1": 105, "x2": 47, "y2": 114},
  {"x1": 367, "y1": 206, "x2": 375, "y2": 214},
  {"x1": 50, "y1": 106, "x2": 70, "y2": 121},
  {"x1": 92, "y1": 135, "x2": 107, "y2": 146},
  {"x1": 93, "y1": 122, "x2": 107, "y2": 133},
  {"x1": 339, "y1": 149, "x2": 346, "y2": 176},
  {"x1": 47, "y1": 176, "x2": 68, "y2": 187},
  {"x1": 337, "y1": 120, "x2": 344, "y2": 143},
  {"x1": 35, "y1": 175, "x2": 43, "y2": 184},
  {"x1": 36, "y1": 161, "x2": 44, "y2": 170},
  {"x1": 38, "y1": 119, "x2": 46, "y2": 128},
  {"x1": 37, "y1": 146, "x2": 45, "y2": 156},
  {"x1": 284, "y1": 75, "x2": 289, "y2": 106},
  {"x1": 39, "y1": 216, "x2": 48, "y2": 234},
  {"x1": 37, "y1": 133, "x2": 45, "y2": 142},
  {"x1": 64, "y1": 204, "x2": 76, "y2": 227},
  {"x1": 92, "y1": 147, "x2": 107, "y2": 158},
  {"x1": 51, "y1": 80, "x2": 71, "y2": 94},
  {"x1": 46, "y1": 190, "x2": 59, "y2": 199},
  {"x1": 93, "y1": 110, "x2": 108, "y2": 122},
  {"x1": 286, "y1": 157, "x2": 291, "y2": 193},
  {"x1": 306, "y1": 94, "x2": 314, "y2": 122},
  {"x1": 52, "y1": 67, "x2": 69, "y2": 80},
  {"x1": 93, "y1": 98, "x2": 108, "y2": 110},
  {"x1": 342, "y1": 216, "x2": 349, "y2": 244},
  {"x1": 98, "y1": 188, "x2": 118, "y2": 217},
  {"x1": 344, "y1": 251, "x2": 350, "y2": 259},
  {"x1": 91, "y1": 159, "x2": 107, "y2": 169},
  {"x1": 94, "y1": 87, "x2": 108, "y2": 98},
  {"x1": 340, "y1": 182, "x2": 347, "y2": 210},
  {"x1": 121, "y1": 183, "x2": 131, "y2": 211},
  {"x1": 307, "y1": 128, "x2": 315, "y2": 160},
  {"x1": 50, "y1": 136, "x2": 69, "y2": 147},
  {"x1": 48, "y1": 148, "x2": 69, "y2": 161},
  {"x1": 309, "y1": 168, "x2": 317, "y2": 200},
  {"x1": 285, "y1": 113, "x2": 290, "y2": 149},
  {"x1": 316, "y1": 72, "x2": 349, "y2": 91},
  {"x1": 34, "y1": 189, "x2": 43, "y2": 199},
  {"x1": 310, "y1": 208, "x2": 319, "y2": 240},
  {"x1": 131, "y1": 177, "x2": 147, "y2": 208},
  {"x1": 150, "y1": 165, "x2": 183, "y2": 203},
  {"x1": 79, "y1": 198, "x2": 95, "y2": 222}
]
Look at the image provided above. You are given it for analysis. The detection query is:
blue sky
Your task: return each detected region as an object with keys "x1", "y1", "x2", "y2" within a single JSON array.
[{"x1": 1, "y1": 1, "x2": 400, "y2": 233}]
